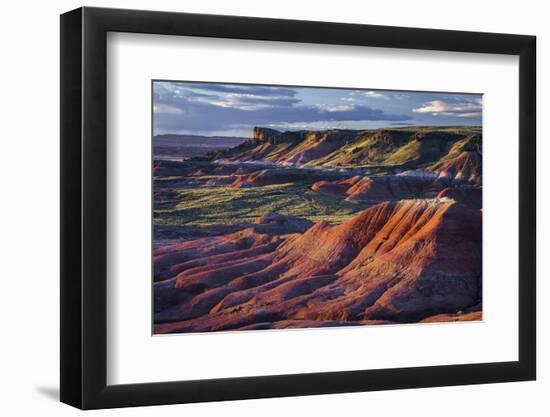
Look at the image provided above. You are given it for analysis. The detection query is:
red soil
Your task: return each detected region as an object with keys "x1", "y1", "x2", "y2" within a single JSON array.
[
  {"x1": 154, "y1": 199, "x2": 482, "y2": 333},
  {"x1": 430, "y1": 150, "x2": 482, "y2": 184},
  {"x1": 420, "y1": 311, "x2": 482, "y2": 323},
  {"x1": 312, "y1": 174, "x2": 439, "y2": 202}
]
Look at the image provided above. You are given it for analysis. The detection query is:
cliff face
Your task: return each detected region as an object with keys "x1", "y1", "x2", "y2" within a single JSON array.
[
  {"x1": 251, "y1": 127, "x2": 282, "y2": 144},
  {"x1": 216, "y1": 126, "x2": 482, "y2": 177},
  {"x1": 427, "y1": 135, "x2": 482, "y2": 184},
  {"x1": 430, "y1": 150, "x2": 482, "y2": 184},
  {"x1": 154, "y1": 199, "x2": 481, "y2": 333}
]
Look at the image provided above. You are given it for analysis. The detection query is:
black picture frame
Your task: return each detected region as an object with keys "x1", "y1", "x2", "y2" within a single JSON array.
[{"x1": 60, "y1": 6, "x2": 536, "y2": 410}]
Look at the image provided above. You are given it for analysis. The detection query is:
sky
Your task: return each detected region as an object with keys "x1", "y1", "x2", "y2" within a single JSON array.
[{"x1": 153, "y1": 81, "x2": 482, "y2": 137}]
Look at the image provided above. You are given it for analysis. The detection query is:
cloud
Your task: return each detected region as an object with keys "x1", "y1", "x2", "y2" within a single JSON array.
[
  {"x1": 153, "y1": 99, "x2": 410, "y2": 135},
  {"x1": 364, "y1": 91, "x2": 386, "y2": 98},
  {"x1": 317, "y1": 104, "x2": 355, "y2": 112},
  {"x1": 344, "y1": 90, "x2": 410, "y2": 102},
  {"x1": 155, "y1": 82, "x2": 301, "y2": 111},
  {"x1": 192, "y1": 93, "x2": 300, "y2": 111},
  {"x1": 153, "y1": 104, "x2": 185, "y2": 114},
  {"x1": 153, "y1": 82, "x2": 484, "y2": 135},
  {"x1": 153, "y1": 82, "x2": 411, "y2": 134},
  {"x1": 346, "y1": 90, "x2": 387, "y2": 100},
  {"x1": 412, "y1": 99, "x2": 482, "y2": 118},
  {"x1": 455, "y1": 112, "x2": 482, "y2": 118},
  {"x1": 179, "y1": 82, "x2": 297, "y2": 97}
]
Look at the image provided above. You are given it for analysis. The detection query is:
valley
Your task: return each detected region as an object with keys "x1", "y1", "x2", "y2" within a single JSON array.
[{"x1": 153, "y1": 125, "x2": 483, "y2": 333}]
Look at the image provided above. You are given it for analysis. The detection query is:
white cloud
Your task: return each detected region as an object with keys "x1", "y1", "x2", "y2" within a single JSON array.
[
  {"x1": 349, "y1": 90, "x2": 387, "y2": 99},
  {"x1": 192, "y1": 94, "x2": 252, "y2": 110},
  {"x1": 322, "y1": 104, "x2": 355, "y2": 112},
  {"x1": 345, "y1": 90, "x2": 409, "y2": 101},
  {"x1": 412, "y1": 99, "x2": 481, "y2": 118},
  {"x1": 153, "y1": 104, "x2": 185, "y2": 114},
  {"x1": 364, "y1": 91, "x2": 386, "y2": 98},
  {"x1": 190, "y1": 93, "x2": 300, "y2": 111},
  {"x1": 456, "y1": 112, "x2": 482, "y2": 118}
]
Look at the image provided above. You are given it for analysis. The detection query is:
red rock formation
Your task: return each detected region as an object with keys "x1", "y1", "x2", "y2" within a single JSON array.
[
  {"x1": 215, "y1": 127, "x2": 480, "y2": 169},
  {"x1": 312, "y1": 173, "x2": 439, "y2": 202},
  {"x1": 430, "y1": 150, "x2": 482, "y2": 185},
  {"x1": 251, "y1": 127, "x2": 281, "y2": 144},
  {"x1": 420, "y1": 311, "x2": 482, "y2": 323},
  {"x1": 229, "y1": 168, "x2": 344, "y2": 188},
  {"x1": 311, "y1": 176, "x2": 362, "y2": 194},
  {"x1": 154, "y1": 199, "x2": 482, "y2": 333}
]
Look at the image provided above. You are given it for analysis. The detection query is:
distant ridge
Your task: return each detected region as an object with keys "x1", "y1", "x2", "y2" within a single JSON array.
[
  {"x1": 154, "y1": 134, "x2": 247, "y2": 148},
  {"x1": 214, "y1": 126, "x2": 482, "y2": 170}
]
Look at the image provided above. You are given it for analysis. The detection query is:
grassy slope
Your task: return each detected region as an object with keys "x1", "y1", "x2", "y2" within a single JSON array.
[
  {"x1": 154, "y1": 182, "x2": 371, "y2": 226},
  {"x1": 154, "y1": 126, "x2": 482, "y2": 229},
  {"x1": 303, "y1": 127, "x2": 480, "y2": 168}
]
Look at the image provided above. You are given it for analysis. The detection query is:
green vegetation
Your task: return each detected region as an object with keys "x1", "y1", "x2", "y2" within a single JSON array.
[
  {"x1": 154, "y1": 181, "x2": 371, "y2": 226},
  {"x1": 383, "y1": 139, "x2": 423, "y2": 165},
  {"x1": 301, "y1": 127, "x2": 480, "y2": 168},
  {"x1": 153, "y1": 126, "x2": 482, "y2": 230}
]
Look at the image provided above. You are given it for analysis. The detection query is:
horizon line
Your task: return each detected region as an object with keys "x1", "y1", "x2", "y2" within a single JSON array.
[{"x1": 153, "y1": 124, "x2": 482, "y2": 138}]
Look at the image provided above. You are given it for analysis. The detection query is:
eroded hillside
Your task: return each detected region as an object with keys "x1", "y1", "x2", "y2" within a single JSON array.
[
  {"x1": 154, "y1": 199, "x2": 481, "y2": 333},
  {"x1": 153, "y1": 125, "x2": 483, "y2": 333},
  {"x1": 215, "y1": 126, "x2": 482, "y2": 171}
]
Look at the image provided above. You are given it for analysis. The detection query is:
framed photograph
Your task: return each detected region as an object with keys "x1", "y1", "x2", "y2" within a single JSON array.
[{"x1": 60, "y1": 6, "x2": 536, "y2": 409}]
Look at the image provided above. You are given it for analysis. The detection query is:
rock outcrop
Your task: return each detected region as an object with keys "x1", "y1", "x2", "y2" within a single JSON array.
[
  {"x1": 154, "y1": 199, "x2": 482, "y2": 333},
  {"x1": 312, "y1": 172, "x2": 442, "y2": 202},
  {"x1": 229, "y1": 167, "x2": 344, "y2": 188},
  {"x1": 430, "y1": 150, "x2": 482, "y2": 185},
  {"x1": 215, "y1": 126, "x2": 481, "y2": 169}
]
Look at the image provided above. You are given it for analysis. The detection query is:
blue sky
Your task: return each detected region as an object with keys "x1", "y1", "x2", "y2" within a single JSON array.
[{"x1": 153, "y1": 81, "x2": 482, "y2": 137}]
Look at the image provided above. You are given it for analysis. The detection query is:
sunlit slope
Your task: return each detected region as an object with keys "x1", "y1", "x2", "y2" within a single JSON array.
[{"x1": 214, "y1": 126, "x2": 482, "y2": 168}]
